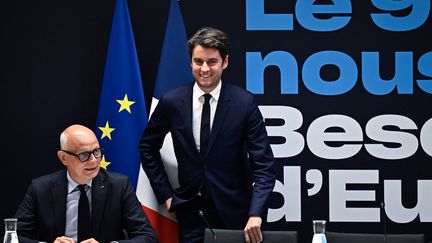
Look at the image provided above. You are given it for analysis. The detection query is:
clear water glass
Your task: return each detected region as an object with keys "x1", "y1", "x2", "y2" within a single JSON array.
[
  {"x1": 312, "y1": 220, "x2": 327, "y2": 243},
  {"x1": 3, "y1": 218, "x2": 19, "y2": 243},
  {"x1": 312, "y1": 220, "x2": 326, "y2": 234}
]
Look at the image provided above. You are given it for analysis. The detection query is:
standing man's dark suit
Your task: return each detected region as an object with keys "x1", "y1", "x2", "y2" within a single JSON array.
[
  {"x1": 140, "y1": 82, "x2": 275, "y2": 228},
  {"x1": 140, "y1": 26, "x2": 275, "y2": 243},
  {"x1": 14, "y1": 169, "x2": 157, "y2": 243}
]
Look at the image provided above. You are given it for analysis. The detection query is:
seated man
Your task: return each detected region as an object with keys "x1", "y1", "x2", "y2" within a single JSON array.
[{"x1": 14, "y1": 124, "x2": 157, "y2": 243}]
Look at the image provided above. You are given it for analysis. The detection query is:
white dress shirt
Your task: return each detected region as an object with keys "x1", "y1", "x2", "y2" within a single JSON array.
[
  {"x1": 65, "y1": 172, "x2": 92, "y2": 242},
  {"x1": 192, "y1": 81, "x2": 222, "y2": 153}
]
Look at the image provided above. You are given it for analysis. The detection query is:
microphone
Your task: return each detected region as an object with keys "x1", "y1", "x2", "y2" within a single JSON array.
[
  {"x1": 380, "y1": 202, "x2": 387, "y2": 243},
  {"x1": 198, "y1": 209, "x2": 216, "y2": 242}
]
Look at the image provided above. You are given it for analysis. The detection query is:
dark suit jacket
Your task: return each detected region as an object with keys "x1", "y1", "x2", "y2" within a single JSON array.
[
  {"x1": 14, "y1": 169, "x2": 157, "y2": 243},
  {"x1": 140, "y1": 82, "x2": 276, "y2": 229}
]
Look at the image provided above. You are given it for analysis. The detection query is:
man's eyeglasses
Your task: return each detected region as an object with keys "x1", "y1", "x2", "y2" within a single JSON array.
[{"x1": 62, "y1": 147, "x2": 103, "y2": 162}]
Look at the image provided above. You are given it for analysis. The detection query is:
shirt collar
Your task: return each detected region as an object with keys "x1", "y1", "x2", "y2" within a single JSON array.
[
  {"x1": 193, "y1": 80, "x2": 222, "y2": 102},
  {"x1": 67, "y1": 171, "x2": 92, "y2": 194}
]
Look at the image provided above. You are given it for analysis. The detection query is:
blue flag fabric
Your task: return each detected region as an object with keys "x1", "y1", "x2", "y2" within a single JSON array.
[
  {"x1": 152, "y1": 0, "x2": 193, "y2": 99},
  {"x1": 95, "y1": 0, "x2": 147, "y2": 189}
]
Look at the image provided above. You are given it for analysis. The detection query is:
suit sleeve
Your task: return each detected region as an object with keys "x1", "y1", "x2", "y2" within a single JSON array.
[
  {"x1": 139, "y1": 95, "x2": 175, "y2": 204},
  {"x1": 120, "y1": 177, "x2": 158, "y2": 243},
  {"x1": 244, "y1": 95, "x2": 276, "y2": 217}
]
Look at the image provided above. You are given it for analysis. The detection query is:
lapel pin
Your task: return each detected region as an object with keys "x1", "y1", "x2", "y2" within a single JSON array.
[{"x1": 100, "y1": 185, "x2": 105, "y2": 189}]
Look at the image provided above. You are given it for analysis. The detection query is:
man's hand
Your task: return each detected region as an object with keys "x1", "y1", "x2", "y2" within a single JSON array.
[
  {"x1": 53, "y1": 236, "x2": 75, "y2": 243},
  {"x1": 244, "y1": 216, "x2": 263, "y2": 243},
  {"x1": 165, "y1": 197, "x2": 173, "y2": 211},
  {"x1": 81, "y1": 238, "x2": 99, "y2": 243},
  {"x1": 53, "y1": 236, "x2": 100, "y2": 243}
]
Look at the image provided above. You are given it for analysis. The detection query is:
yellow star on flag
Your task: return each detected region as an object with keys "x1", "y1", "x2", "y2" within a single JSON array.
[
  {"x1": 99, "y1": 121, "x2": 115, "y2": 140},
  {"x1": 100, "y1": 155, "x2": 111, "y2": 170},
  {"x1": 116, "y1": 94, "x2": 136, "y2": 113}
]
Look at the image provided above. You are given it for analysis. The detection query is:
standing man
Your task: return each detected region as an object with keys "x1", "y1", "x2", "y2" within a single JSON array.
[
  {"x1": 140, "y1": 27, "x2": 275, "y2": 243},
  {"x1": 14, "y1": 124, "x2": 157, "y2": 243}
]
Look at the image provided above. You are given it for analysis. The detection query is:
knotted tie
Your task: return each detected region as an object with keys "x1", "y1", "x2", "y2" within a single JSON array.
[
  {"x1": 77, "y1": 185, "x2": 91, "y2": 242},
  {"x1": 200, "y1": 94, "x2": 212, "y2": 157}
]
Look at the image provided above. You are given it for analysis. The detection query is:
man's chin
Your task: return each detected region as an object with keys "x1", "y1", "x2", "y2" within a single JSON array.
[
  {"x1": 198, "y1": 79, "x2": 218, "y2": 88},
  {"x1": 198, "y1": 80, "x2": 211, "y2": 85}
]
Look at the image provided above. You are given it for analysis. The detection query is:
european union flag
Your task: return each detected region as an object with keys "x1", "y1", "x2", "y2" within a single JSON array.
[{"x1": 95, "y1": 0, "x2": 147, "y2": 189}]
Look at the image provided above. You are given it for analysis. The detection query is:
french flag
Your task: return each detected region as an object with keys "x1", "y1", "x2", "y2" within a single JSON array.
[{"x1": 135, "y1": 0, "x2": 193, "y2": 242}]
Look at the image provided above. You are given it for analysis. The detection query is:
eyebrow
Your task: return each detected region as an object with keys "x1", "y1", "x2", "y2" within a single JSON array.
[
  {"x1": 76, "y1": 147, "x2": 100, "y2": 154},
  {"x1": 193, "y1": 57, "x2": 219, "y2": 61}
]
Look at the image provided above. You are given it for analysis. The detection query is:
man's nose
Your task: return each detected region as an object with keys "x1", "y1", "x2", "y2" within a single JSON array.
[{"x1": 201, "y1": 62, "x2": 210, "y2": 71}]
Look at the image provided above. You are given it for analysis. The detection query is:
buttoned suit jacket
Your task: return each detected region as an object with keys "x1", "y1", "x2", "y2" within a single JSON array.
[
  {"x1": 140, "y1": 82, "x2": 276, "y2": 229},
  {"x1": 14, "y1": 169, "x2": 157, "y2": 243}
]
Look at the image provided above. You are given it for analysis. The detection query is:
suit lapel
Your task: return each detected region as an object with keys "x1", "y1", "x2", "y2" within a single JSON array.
[
  {"x1": 180, "y1": 85, "x2": 200, "y2": 155},
  {"x1": 205, "y1": 83, "x2": 231, "y2": 157},
  {"x1": 91, "y1": 170, "x2": 108, "y2": 238},
  {"x1": 51, "y1": 170, "x2": 68, "y2": 236}
]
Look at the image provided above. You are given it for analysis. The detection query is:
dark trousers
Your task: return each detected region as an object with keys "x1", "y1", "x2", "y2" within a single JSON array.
[{"x1": 175, "y1": 196, "x2": 225, "y2": 243}]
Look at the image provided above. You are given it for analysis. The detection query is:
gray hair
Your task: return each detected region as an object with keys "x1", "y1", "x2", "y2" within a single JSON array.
[{"x1": 59, "y1": 131, "x2": 68, "y2": 150}]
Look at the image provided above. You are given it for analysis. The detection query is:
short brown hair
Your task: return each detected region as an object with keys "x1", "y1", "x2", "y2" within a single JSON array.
[{"x1": 187, "y1": 27, "x2": 230, "y2": 61}]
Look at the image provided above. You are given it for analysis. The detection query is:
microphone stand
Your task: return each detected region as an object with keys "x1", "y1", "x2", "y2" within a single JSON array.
[
  {"x1": 381, "y1": 202, "x2": 387, "y2": 243},
  {"x1": 199, "y1": 209, "x2": 217, "y2": 242}
]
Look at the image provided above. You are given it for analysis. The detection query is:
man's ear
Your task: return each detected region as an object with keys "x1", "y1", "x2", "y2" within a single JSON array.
[
  {"x1": 57, "y1": 151, "x2": 68, "y2": 166},
  {"x1": 222, "y1": 55, "x2": 229, "y2": 69}
]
